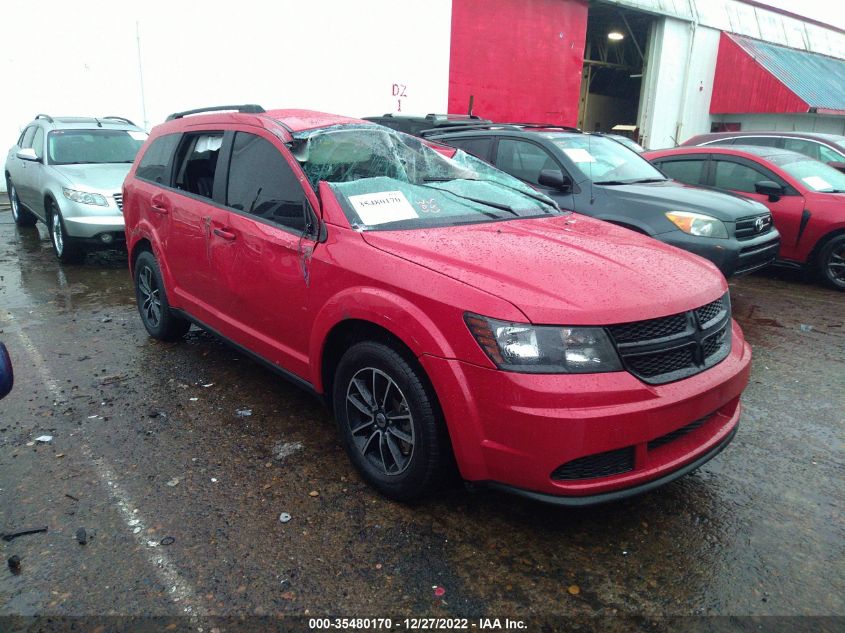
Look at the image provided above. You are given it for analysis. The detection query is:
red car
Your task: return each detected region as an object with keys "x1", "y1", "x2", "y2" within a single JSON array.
[
  {"x1": 123, "y1": 105, "x2": 751, "y2": 505},
  {"x1": 646, "y1": 145, "x2": 845, "y2": 291}
]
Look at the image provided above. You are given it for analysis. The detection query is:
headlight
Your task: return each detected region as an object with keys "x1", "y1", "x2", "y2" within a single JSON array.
[
  {"x1": 465, "y1": 314, "x2": 622, "y2": 373},
  {"x1": 665, "y1": 211, "x2": 728, "y2": 238},
  {"x1": 62, "y1": 188, "x2": 107, "y2": 206}
]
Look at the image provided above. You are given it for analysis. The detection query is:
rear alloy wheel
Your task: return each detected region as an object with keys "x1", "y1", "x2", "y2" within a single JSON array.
[
  {"x1": 818, "y1": 234, "x2": 845, "y2": 291},
  {"x1": 7, "y1": 180, "x2": 36, "y2": 227},
  {"x1": 333, "y1": 341, "x2": 450, "y2": 501},
  {"x1": 134, "y1": 251, "x2": 191, "y2": 341},
  {"x1": 48, "y1": 203, "x2": 84, "y2": 264}
]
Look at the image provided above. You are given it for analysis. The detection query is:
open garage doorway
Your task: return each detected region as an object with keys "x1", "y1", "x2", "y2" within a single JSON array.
[{"x1": 579, "y1": 2, "x2": 654, "y2": 144}]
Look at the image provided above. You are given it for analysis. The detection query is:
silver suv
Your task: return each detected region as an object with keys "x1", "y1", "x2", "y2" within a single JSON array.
[{"x1": 4, "y1": 115, "x2": 148, "y2": 263}]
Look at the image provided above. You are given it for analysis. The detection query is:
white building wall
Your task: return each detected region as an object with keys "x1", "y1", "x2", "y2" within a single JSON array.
[{"x1": 1, "y1": 0, "x2": 453, "y2": 192}]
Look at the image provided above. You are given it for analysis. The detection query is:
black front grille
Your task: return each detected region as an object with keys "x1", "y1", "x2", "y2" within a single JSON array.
[
  {"x1": 735, "y1": 214, "x2": 773, "y2": 240},
  {"x1": 607, "y1": 293, "x2": 732, "y2": 385},
  {"x1": 695, "y1": 297, "x2": 726, "y2": 327},
  {"x1": 608, "y1": 313, "x2": 687, "y2": 343},
  {"x1": 113, "y1": 193, "x2": 124, "y2": 212},
  {"x1": 551, "y1": 446, "x2": 635, "y2": 481},
  {"x1": 626, "y1": 346, "x2": 696, "y2": 378},
  {"x1": 648, "y1": 416, "x2": 710, "y2": 450}
]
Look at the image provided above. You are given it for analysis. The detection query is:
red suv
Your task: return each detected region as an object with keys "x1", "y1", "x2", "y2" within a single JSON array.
[
  {"x1": 123, "y1": 105, "x2": 752, "y2": 505},
  {"x1": 646, "y1": 145, "x2": 845, "y2": 290}
]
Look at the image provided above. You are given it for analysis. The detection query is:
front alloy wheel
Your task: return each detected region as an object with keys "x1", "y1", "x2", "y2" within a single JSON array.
[
  {"x1": 333, "y1": 341, "x2": 451, "y2": 500},
  {"x1": 345, "y1": 367, "x2": 416, "y2": 476},
  {"x1": 819, "y1": 235, "x2": 845, "y2": 291},
  {"x1": 49, "y1": 205, "x2": 83, "y2": 264}
]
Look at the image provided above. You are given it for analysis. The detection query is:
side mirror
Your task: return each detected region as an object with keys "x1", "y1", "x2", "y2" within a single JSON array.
[
  {"x1": 826, "y1": 161, "x2": 845, "y2": 173},
  {"x1": 16, "y1": 148, "x2": 39, "y2": 162},
  {"x1": 0, "y1": 342, "x2": 13, "y2": 400},
  {"x1": 754, "y1": 180, "x2": 784, "y2": 201},
  {"x1": 538, "y1": 169, "x2": 572, "y2": 192}
]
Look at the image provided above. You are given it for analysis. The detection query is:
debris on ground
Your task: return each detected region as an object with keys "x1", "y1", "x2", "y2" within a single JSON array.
[
  {"x1": 166, "y1": 477, "x2": 181, "y2": 487},
  {"x1": 1, "y1": 526, "x2": 48, "y2": 542},
  {"x1": 100, "y1": 317, "x2": 112, "y2": 323},
  {"x1": 202, "y1": 383, "x2": 214, "y2": 388},
  {"x1": 160, "y1": 536, "x2": 175, "y2": 546},
  {"x1": 308, "y1": 490, "x2": 319, "y2": 497},
  {"x1": 799, "y1": 324, "x2": 814, "y2": 332},
  {"x1": 211, "y1": 477, "x2": 218, "y2": 483},
  {"x1": 65, "y1": 494, "x2": 79, "y2": 502},
  {"x1": 76, "y1": 528, "x2": 88, "y2": 545},
  {"x1": 189, "y1": 397, "x2": 199, "y2": 402},
  {"x1": 34, "y1": 435, "x2": 53, "y2": 443},
  {"x1": 8, "y1": 555, "x2": 21, "y2": 572},
  {"x1": 279, "y1": 513, "x2": 292, "y2": 523},
  {"x1": 567, "y1": 584, "x2": 581, "y2": 595},
  {"x1": 236, "y1": 408, "x2": 252, "y2": 417},
  {"x1": 433, "y1": 586, "x2": 446, "y2": 597},
  {"x1": 273, "y1": 441, "x2": 304, "y2": 461},
  {"x1": 147, "y1": 409, "x2": 159, "y2": 418}
]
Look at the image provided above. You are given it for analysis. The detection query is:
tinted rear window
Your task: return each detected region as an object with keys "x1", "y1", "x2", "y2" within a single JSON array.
[{"x1": 136, "y1": 134, "x2": 180, "y2": 184}]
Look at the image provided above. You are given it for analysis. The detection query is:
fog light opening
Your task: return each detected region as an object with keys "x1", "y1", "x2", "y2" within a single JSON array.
[{"x1": 100, "y1": 233, "x2": 114, "y2": 244}]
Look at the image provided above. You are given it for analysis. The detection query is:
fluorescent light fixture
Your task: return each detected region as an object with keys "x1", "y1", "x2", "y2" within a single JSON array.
[{"x1": 608, "y1": 31, "x2": 625, "y2": 41}]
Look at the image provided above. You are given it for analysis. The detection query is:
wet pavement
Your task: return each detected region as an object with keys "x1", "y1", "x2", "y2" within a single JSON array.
[{"x1": 0, "y1": 205, "x2": 843, "y2": 631}]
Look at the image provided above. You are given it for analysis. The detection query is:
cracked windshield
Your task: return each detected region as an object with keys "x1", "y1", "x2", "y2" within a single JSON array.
[{"x1": 293, "y1": 125, "x2": 561, "y2": 229}]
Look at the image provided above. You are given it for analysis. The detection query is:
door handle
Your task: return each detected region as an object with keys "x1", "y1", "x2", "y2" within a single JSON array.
[{"x1": 213, "y1": 228, "x2": 236, "y2": 241}]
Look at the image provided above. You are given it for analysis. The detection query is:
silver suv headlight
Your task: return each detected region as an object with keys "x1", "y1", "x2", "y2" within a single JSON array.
[
  {"x1": 465, "y1": 314, "x2": 622, "y2": 373},
  {"x1": 665, "y1": 211, "x2": 728, "y2": 238},
  {"x1": 62, "y1": 188, "x2": 107, "y2": 207}
]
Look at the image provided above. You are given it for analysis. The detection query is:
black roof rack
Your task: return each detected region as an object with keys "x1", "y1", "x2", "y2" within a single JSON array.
[
  {"x1": 419, "y1": 122, "x2": 582, "y2": 137},
  {"x1": 35, "y1": 113, "x2": 54, "y2": 123},
  {"x1": 103, "y1": 116, "x2": 138, "y2": 126},
  {"x1": 166, "y1": 104, "x2": 265, "y2": 121}
]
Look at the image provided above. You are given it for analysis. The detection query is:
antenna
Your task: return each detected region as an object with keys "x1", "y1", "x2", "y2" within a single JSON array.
[
  {"x1": 468, "y1": 95, "x2": 474, "y2": 116},
  {"x1": 589, "y1": 133, "x2": 595, "y2": 204}
]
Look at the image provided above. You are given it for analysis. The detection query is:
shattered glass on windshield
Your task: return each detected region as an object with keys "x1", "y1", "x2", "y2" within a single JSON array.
[{"x1": 291, "y1": 124, "x2": 561, "y2": 230}]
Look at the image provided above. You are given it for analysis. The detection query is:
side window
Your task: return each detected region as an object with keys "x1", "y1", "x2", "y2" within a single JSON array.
[
  {"x1": 657, "y1": 159, "x2": 707, "y2": 185},
  {"x1": 816, "y1": 144, "x2": 843, "y2": 163},
  {"x1": 173, "y1": 132, "x2": 224, "y2": 199},
  {"x1": 446, "y1": 137, "x2": 494, "y2": 162},
  {"x1": 713, "y1": 160, "x2": 769, "y2": 194},
  {"x1": 31, "y1": 128, "x2": 45, "y2": 160},
  {"x1": 20, "y1": 126, "x2": 36, "y2": 149},
  {"x1": 737, "y1": 136, "x2": 779, "y2": 148},
  {"x1": 136, "y1": 134, "x2": 180, "y2": 184},
  {"x1": 495, "y1": 139, "x2": 559, "y2": 185},
  {"x1": 226, "y1": 132, "x2": 310, "y2": 233}
]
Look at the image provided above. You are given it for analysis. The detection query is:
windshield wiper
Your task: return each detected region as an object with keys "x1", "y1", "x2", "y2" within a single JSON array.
[
  {"x1": 417, "y1": 182, "x2": 519, "y2": 216},
  {"x1": 423, "y1": 177, "x2": 558, "y2": 213},
  {"x1": 593, "y1": 179, "x2": 628, "y2": 185},
  {"x1": 626, "y1": 177, "x2": 668, "y2": 184}
]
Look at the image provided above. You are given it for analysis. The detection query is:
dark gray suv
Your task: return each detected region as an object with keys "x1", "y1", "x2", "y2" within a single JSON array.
[{"x1": 424, "y1": 123, "x2": 781, "y2": 278}]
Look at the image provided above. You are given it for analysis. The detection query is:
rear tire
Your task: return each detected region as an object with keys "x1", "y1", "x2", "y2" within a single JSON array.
[
  {"x1": 7, "y1": 179, "x2": 37, "y2": 227},
  {"x1": 817, "y1": 234, "x2": 845, "y2": 291},
  {"x1": 134, "y1": 251, "x2": 192, "y2": 340},
  {"x1": 47, "y1": 201, "x2": 84, "y2": 264},
  {"x1": 332, "y1": 341, "x2": 450, "y2": 501}
]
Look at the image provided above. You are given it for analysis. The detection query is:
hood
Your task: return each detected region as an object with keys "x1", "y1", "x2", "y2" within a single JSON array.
[
  {"x1": 362, "y1": 214, "x2": 726, "y2": 325},
  {"x1": 51, "y1": 163, "x2": 132, "y2": 193},
  {"x1": 597, "y1": 180, "x2": 768, "y2": 221}
]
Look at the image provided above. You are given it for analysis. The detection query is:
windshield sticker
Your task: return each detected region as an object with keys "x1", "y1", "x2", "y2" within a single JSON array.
[
  {"x1": 415, "y1": 198, "x2": 442, "y2": 214},
  {"x1": 562, "y1": 148, "x2": 596, "y2": 163},
  {"x1": 128, "y1": 131, "x2": 149, "y2": 141},
  {"x1": 348, "y1": 191, "x2": 418, "y2": 225},
  {"x1": 802, "y1": 175, "x2": 831, "y2": 190}
]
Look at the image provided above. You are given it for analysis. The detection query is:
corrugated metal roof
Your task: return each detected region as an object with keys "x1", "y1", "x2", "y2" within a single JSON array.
[{"x1": 731, "y1": 34, "x2": 845, "y2": 113}]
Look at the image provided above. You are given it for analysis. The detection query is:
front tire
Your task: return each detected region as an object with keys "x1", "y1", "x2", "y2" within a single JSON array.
[
  {"x1": 332, "y1": 341, "x2": 450, "y2": 501},
  {"x1": 7, "y1": 180, "x2": 37, "y2": 227},
  {"x1": 48, "y1": 201, "x2": 84, "y2": 264},
  {"x1": 817, "y1": 234, "x2": 845, "y2": 291},
  {"x1": 134, "y1": 251, "x2": 192, "y2": 341}
]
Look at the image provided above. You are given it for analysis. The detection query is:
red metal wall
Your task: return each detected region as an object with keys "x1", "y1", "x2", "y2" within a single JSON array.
[
  {"x1": 448, "y1": 0, "x2": 588, "y2": 125},
  {"x1": 710, "y1": 33, "x2": 809, "y2": 114}
]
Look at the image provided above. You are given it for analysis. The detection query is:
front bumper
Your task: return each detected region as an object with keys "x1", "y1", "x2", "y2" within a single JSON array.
[
  {"x1": 60, "y1": 195, "x2": 124, "y2": 239},
  {"x1": 420, "y1": 320, "x2": 751, "y2": 504},
  {"x1": 661, "y1": 229, "x2": 780, "y2": 278}
]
